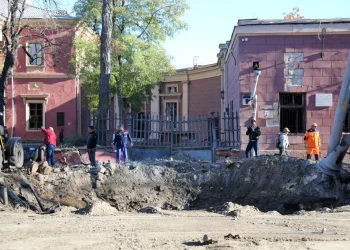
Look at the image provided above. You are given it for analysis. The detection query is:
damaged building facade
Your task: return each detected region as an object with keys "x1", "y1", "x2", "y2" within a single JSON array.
[{"x1": 218, "y1": 19, "x2": 350, "y2": 156}]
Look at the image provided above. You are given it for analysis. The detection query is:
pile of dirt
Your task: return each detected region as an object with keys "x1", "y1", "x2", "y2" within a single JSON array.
[
  {"x1": 214, "y1": 202, "x2": 263, "y2": 217},
  {"x1": 1, "y1": 154, "x2": 350, "y2": 215},
  {"x1": 194, "y1": 155, "x2": 347, "y2": 213}
]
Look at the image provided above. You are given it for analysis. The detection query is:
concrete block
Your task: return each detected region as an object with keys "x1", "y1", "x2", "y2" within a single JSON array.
[{"x1": 30, "y1": 162, "x2": 39, "y2": 174}]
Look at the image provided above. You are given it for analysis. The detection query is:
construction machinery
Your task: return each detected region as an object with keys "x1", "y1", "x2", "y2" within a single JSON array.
[{"x1": 0, "y1": 125, "x2": 24, "y2": 171}]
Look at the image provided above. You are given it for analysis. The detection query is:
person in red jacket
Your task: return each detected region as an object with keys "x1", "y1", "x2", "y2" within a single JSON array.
[{"x1": 41, "y1": 126, "x2": 57, "y2": 166}]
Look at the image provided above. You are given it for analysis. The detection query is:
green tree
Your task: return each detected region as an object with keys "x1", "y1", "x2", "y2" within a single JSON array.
[{"x1": 73, "y1": 0, "x2": 188, "y2": 113}]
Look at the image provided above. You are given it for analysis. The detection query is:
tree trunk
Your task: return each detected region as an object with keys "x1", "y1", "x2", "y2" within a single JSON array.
[
  {"x1": 98, "y1": 0, "x2": 113, "y2": 145},
  {"x1": 0, "y1": 48, "x2": 17, "y2": 126}
]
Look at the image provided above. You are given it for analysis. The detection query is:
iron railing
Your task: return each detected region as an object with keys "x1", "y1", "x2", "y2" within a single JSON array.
[
  {"x1": 89, "y1": 112, "x2": 240, "y2": 150},
  {"x1": 219, "y1": 111, "x2": 241, "y2": 148}
]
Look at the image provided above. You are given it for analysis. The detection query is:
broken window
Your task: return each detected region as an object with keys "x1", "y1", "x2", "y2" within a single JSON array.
[
  {"x1": 279, "y1": 93, "x2": 305, "y2": 133},
  {"x1": 28, "y1": 43, "x2": 43, "y2": 65},
  {"x1": 29, "y1": 103, "x2": 43, "y2": 130}
]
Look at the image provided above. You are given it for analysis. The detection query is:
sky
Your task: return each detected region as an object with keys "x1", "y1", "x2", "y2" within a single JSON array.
[{"x1": 55, "y1": 0, "x2": 350, "y2": 69}]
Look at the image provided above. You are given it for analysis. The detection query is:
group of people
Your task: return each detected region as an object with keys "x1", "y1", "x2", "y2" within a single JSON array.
[
  {"x1": 40, "y1": 124, "x2": 133, "y2": 168},
  {"x1": 245, "y1": 119, "x2": 321, "y2": 160},
  {"x1": 85, "y1": 124, "x2": 133, "y2": 167}
]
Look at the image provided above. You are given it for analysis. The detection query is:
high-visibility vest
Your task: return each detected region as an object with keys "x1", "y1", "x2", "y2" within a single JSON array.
[{"x1": 304, "y1": 129, "x2": 321, "y2": 148}]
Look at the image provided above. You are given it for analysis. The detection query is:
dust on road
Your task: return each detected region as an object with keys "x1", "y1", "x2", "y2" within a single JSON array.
[{"x1": 1, "y1": 206, "x2": 350, "y2": 250}]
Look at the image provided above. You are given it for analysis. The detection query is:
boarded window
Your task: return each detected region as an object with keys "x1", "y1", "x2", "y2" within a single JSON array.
[
  {"x1": 28, "y1": 43, "x2": 43, "y2": 65},
  {"x1": 280, "y1": 93, "x2": 305, "y2": 133},
  {"x1": 29, "y1": 103, "x2": 43, "y2": 129},
  {"x1": 57, "y1": 112, "x2": 65, "y2": 126}
]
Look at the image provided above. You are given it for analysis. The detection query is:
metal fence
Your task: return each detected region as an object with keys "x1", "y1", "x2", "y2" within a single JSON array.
[
  {"x1": 220, "y1": 112, "x2": 241, "y2": 148},
  {"x1": 89, "y1": 112, "x2": 240, "y2": 150}
]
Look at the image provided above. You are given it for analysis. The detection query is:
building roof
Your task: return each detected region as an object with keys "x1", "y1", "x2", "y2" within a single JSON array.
[
  {"x1": 0, "y1": 0, "x2": 74, "y2": 20},
  {"x1": 176, "y1": 63, "x2": 218, "y2": 72},
  {"x1": 237, "y1": 18, "x2": 350, "y2": 26}
]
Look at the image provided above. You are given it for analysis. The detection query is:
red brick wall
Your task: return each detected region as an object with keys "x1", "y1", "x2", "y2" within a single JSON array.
[
  {"x1": 189, "y1": 76, "x2": 221, "y2": 116},
  {"x1": 230, "y1": 34, "x2": 350, "y2": 152}
]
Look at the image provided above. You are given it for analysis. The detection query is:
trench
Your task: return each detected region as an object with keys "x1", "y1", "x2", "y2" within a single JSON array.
[{"x1": 1, "y1": 155, "x2": 349, "y2": 215}]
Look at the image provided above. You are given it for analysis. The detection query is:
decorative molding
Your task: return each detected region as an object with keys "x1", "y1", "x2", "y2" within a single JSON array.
[
  {"x1": 164, "y1": 65, "x2": 221, "y2": 82},
  {"x1": 20, "y1": 93, "x2": 50, "y2": 104},
  {"x1": 159, "y1": 93, "x2": 182, "y2": 97},
  {"x1": 28, "y1": 82, "x2": 43, "y2": 90},
  {"x1": 14, "y1": 73, "x2": 75, "y2": 79}
]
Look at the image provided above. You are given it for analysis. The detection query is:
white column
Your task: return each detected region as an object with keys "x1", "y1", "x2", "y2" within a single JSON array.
[
  {"x1": 220, "y1": 67, "x2": 225, "y2": 141},
  {"x1": 150, "y1": 85, "x2": 160, "y2": 139},
  {"x1": 182, "y1": 81, "x2": 189, "y2": 130},
  {"x1": 150, "y1": 85, "x2": 159, "y2": 115}
]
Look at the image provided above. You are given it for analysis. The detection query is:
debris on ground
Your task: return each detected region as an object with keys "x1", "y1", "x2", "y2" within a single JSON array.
[
  {"x1": 1, "y1": 152, "x2": 350, "y2": 215},
  {"x1": 224, "y1": 233, "x2": 242, "y2": 240},
  {"x1": 202, "y1": 234, "x2": 218, "y2": 245}
]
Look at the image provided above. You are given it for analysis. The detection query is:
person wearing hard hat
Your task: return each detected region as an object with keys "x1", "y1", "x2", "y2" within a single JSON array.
[
  {"x1": 278, "y1": 127, "x2": 290, "y2": 156},
  {"x1": 304, "y1": 123, "x2": 321, "y2": 161}
]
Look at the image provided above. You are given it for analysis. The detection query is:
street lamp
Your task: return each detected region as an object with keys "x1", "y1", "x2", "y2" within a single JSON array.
[{"x1": 220, "y1": 90, "x2": 224, "y2": 100}]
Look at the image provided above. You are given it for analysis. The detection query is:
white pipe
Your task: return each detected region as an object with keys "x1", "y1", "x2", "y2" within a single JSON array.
[
  {"x1": 251, "y1": 70, "x2": 261, "y2": 120},
  {"x1": 252, "y1": 95, "x2": 258, "y2": 121},
  {"x1": 251, "y1": 70, "x2": 261, "y2": 98},
  {"x1": 327, "y1": 53, "x2": 350, "y2": 154},
  {"x1": 11, "y1": 68, "x2": 14, "y2": 137}
]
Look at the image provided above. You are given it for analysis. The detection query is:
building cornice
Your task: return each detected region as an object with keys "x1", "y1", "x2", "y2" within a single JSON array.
[
  {"x1": 159, "y1": 93, "x2": 182, "y2": 97},
  {"x1": 14, "y1": 73, "x2": 75, "y2": 79},
  {"x1": 20, "y1": 93, "x2": 50, "y2": 104},
  {"x1": 225, "y1": 22, "x2": 350, "y2": 62},
  {"x1": 164, "y1": 65, "x2": 221, "y2": 82}
]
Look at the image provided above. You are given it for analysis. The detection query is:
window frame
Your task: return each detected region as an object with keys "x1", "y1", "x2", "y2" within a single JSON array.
[
  {"x1": 26, "y1": 42, "x2": 44, "y2": 66},
  {"x1": 279, "y1": 93, "x2": 306, "y2": 134},
  {"x1": 163, "y1": 100, "x2": 178, "y2": 130},
  {"x1": 26, "y1": 100, "x2": 46, "y2": 132},
  {"x1": 57, "y1": 112, "x2": 65, "y2": 127},
  {"x1": 166, "y1": 84, "x2": 178, "y2": 94}
]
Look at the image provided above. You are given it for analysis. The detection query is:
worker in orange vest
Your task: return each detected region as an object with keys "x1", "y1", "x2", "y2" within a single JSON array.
[{"x1": 304, "y1": 123, "x2": 321, "y2": 161}]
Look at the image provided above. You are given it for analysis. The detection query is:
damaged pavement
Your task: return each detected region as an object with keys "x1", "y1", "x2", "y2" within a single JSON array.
[{"x1": 1, "y1": 150, "x2": 350, "y2": 215}]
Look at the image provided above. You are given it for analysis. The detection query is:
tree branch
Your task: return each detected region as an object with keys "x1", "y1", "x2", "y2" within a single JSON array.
[{"x1": 136, "y1": 4, "x2": 175, "y2": 39}]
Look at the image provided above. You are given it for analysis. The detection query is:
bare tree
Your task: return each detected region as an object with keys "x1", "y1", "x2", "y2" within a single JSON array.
[{"x1": 0, "y1": 0, "x2": 66, "y2": 126}]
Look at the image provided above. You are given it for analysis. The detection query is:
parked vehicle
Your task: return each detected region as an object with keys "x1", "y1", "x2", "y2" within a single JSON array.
[{"x1": 0, "y1": 125, "x2": 24, "y2": 171}]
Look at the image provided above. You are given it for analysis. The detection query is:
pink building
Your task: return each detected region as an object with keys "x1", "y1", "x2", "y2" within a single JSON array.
[
  {"x1": 0, "y1": 2, "x2": 87, "y2": 141},
  {"x1": 218, "y1": 19, "x2": 350, "y2": 156},
  {"x1": 147, "y1": 64, "x2": 221, "y2": 118}
]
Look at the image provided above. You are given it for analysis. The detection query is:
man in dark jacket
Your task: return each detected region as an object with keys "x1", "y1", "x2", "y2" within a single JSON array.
[
  {"x1": 245, "y1": 119, "x2": 261, "y2": 158},
  {"x1": 87, "y1": 126, "x2": 98, "y2": 167},
  {"x1": 113, "y1": 124, "x2": 133, "y2": 163}
]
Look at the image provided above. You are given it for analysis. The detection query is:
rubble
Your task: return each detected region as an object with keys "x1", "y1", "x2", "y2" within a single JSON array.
[{"x1": 1, "y1": 152, "x2": 350, "y2": 215}]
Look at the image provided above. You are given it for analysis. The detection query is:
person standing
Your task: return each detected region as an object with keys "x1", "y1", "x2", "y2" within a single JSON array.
[
  {"x1": 87, "y1": 126, "x2": 98, "y2": 167},
  {"x1": 113, "y1": 124, "x2": 133, "y2": 163},
  {"x1": 278, "y1": 127, "x2": 290, "y2": 156},
  {"x1": 304, "y1": 123, "x2": 321, "y2": 161},
  {"x1": 40, "y1": 126, "x2": 57, "y2": 167},
  {"x1": 245, "y1": 119, "x2": 261, "y2": 158},
  {"x1": 59, "y1": 129, "x2": 64, "y2": 146}
]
